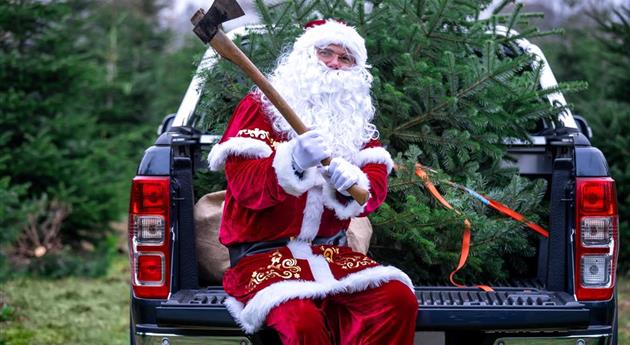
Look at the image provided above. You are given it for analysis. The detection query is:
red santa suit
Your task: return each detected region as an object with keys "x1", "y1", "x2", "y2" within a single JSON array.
[{"x1": 208, "y1": 93, "x2": 417, "y2": 343}]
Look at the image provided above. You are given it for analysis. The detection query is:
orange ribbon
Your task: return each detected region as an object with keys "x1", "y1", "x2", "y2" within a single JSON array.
[{"x1": 414, "y1": 164, "x2": 494, "y2": 292}]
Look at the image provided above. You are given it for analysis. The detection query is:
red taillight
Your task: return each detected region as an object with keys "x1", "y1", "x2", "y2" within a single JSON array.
[
  {"x1": 136, "y1": 253, "x2": 164, "y2": 283},
  {"x1": 575, "y1": 177, "x2": 618, "y2": 301},
  {"x1": 129, "y1": 176, "x2": 171, "y2": 299}
]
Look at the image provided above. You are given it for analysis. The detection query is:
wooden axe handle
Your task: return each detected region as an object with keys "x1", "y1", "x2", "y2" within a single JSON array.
[{"x1": 209, "y1": 31, "x2": 370, "y2": 205}]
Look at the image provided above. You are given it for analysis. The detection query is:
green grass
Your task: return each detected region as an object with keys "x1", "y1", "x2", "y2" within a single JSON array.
[
  {"x1": 1, "y1": 254, "x2": 628, "y2": 344},
  {"x1": 0, "y1": 256, "x2": 130, "y2": 345},
  {"x1": 619, "y1": 274, "x2": 630, "y2": 344}
]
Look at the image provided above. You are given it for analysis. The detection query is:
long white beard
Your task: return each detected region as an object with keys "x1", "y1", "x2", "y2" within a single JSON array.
[{"x1": 257, "y1": 47, "x2": 379, "y2": 162}]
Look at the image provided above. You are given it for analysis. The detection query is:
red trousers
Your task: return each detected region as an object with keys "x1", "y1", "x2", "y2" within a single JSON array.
[{"x1": 265, "y1": 281, "x2": 418, "y2": 345}]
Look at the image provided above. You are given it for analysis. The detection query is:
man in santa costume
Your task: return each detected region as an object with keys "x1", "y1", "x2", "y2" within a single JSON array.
[{"x1": 208, "y1": 19, "x2": 418, "y2": 345}]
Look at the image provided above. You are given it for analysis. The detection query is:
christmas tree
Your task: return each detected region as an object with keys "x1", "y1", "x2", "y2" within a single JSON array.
[{"x1": 195, "y1": 0, "x2": 583, "y2": 285}]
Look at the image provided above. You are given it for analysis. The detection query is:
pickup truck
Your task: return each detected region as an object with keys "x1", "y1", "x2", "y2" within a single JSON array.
[{"x1": 127, "y1": 26, "x2": 620, "y2": 345}]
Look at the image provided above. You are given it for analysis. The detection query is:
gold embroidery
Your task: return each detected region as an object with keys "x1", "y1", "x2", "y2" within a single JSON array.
[
  {"x1": 322, "y1": 247, "x2": 340, "y2": 263},
  {"x1": 238, "y1": 128, "x2": 269, "y2": 140},
  {"x1": 237, "y1": 128, "x2": 282, "y2": 150},
  {"x1": 247, "y1": 251, "x2": 301, "y2": 289},
  {"x1": 319, "y1": 246, "x2": 377, "y2": 270},
  {"x1": 336, "y1": 255, "x2": 377, "y2": 270}
]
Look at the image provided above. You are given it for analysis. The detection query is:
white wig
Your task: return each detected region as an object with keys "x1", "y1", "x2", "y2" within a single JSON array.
[
  {"x1": 257, "y1": 19, "x2": 378, "y2": 161},
  {"x1": 294, "y1": 20, "x2": 368, "y2": 68}
]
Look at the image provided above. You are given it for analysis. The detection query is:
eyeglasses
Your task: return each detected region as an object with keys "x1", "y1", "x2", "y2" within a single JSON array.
[{"x1": 316, "y1": 48, "x2": 356, "y2": 67}]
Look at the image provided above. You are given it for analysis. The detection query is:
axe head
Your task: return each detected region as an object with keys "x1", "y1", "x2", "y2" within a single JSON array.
[{"x1": 191, "y1": 0, "x2": 245, "y2": 43}]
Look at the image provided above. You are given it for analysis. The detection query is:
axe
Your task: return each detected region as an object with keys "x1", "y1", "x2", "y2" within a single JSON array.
[{"x1": 191, "y1": 0, "x2": 370, "y2": 205}]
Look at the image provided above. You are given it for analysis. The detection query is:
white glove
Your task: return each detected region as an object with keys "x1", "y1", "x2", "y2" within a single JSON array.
[
  {"x1": 292, "y1": 130, "x2": 331, "y2": 172},
  {"x1": 324, "y1": 157, "x2": 360, "y2": 196}
]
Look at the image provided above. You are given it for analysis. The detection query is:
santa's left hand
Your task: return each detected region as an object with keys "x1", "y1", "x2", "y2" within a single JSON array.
[{"x1": 322, "y1": 157, "x2": 360, "y2": 196}]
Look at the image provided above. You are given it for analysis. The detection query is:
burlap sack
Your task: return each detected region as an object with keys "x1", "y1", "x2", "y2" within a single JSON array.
[
  {"x1": 194, "y1": 190, "x2": 229, "y2": 284},
  {"x1": 194, "y1": 190, "x2": 373, "y2": 282},
  {"x1": 347, "y1": 216, "x2": 373, "y2": 255}
]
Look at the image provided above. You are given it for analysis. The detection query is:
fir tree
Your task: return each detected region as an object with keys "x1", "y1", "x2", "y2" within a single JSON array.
[
  {"x1": 1, "y1": 0, "x2": 204, "y2": 277},
  {"x1": 0, "y1": 0, "x2": 120, "y2": 274},
  {"x1": 195, "y1": 0, "x2": 581, "y2": 284}
]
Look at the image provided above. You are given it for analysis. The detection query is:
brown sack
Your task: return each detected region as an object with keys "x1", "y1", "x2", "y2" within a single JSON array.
[
  {"x1": 347, "y1": 217, "x2": 373, "y2": 255},
  {"x1": 194, "y1": 191, "x2": 374, "y2": 282},
  {"x1": 194, "y1": 190, "x2": 229, "y2": 284}
]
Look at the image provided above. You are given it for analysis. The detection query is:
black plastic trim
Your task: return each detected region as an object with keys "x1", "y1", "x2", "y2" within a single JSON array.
[
  {"x1": 137, "y1": 146, "x2": 171, "y2": 176},
  {"x1": 172, "y1": 157, "x2": 199, "y2": 291},
  {"x1": 156, "y1": 305, "x2": 239, "y2": 328},
  {"x1": 575, "y1": 146, "x2": 610, "y2": 177},
  {"x1": 131, "y1": 297, "x2": 164, "y2": 325},
  {"x1": 415, "y1": 307, "x2": 590, "y2": 330},
  {"x1": 546, "y1": 157, "x2": 572, "y2": 291}
]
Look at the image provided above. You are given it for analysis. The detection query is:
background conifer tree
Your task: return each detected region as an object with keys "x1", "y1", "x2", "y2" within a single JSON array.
[
  {"x1": 0, "y1": 0, "x2": 120, "y2": 275},
  {"x1": 0, "y1": 0, "x2": 202, "y2": 278}
]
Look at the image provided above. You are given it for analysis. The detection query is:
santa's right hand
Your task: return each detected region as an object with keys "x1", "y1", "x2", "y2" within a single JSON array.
[{"x1": 291, "y1": 130, "x2": 331, "y2": 172}]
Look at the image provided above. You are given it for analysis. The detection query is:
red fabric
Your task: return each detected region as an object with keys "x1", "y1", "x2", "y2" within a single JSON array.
[
  {"x1": 219, "y1": 94, "x2": 389, "y2": 245},
  {"x1": 313, "y1": 245, "x2": 379, "y2": 280},
  {"x1": 266, "y1": 281, "x2": 418, "y2": 345},
  {"x1": 223, "y1": 245, "x2": 385, "y2": 304},
  {"x1": 223, "y1": 248, "x2": 314, "y2": 301},
  {"x1": 304, "y1": 19, "x2": 347, "y2": 29},
  {"x1": 266, "y1": 299, "x2": 331, "y2": 345}
]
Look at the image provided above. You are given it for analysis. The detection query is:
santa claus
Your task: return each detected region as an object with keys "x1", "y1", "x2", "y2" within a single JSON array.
[{"x1": 208, "y1": 19, "x2": 418, "y2": 345}]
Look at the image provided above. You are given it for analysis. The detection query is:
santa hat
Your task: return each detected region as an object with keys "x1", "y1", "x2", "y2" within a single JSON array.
[{"x1": 293, "y1": 19, "x2": 368, "y2": 67}]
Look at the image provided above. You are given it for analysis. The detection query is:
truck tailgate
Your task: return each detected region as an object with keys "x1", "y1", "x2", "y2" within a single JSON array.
[{"x1": 156, "y1": 286, "x2": 590, "y2": 330}]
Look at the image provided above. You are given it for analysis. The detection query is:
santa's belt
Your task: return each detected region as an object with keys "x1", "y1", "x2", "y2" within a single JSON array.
[{"x1": 228, "y1": 231, "x2": 348, "y2": 267}]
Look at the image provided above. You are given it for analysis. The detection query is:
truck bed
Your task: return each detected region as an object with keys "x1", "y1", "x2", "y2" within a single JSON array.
[{"x1": 154, "y1": 285, "x2": 590, "y2": 331}]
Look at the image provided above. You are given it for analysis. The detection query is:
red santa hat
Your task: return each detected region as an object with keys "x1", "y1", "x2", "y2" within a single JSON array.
[{"x1": 293, "y1": 19, "x2": 368, "y2": 67}]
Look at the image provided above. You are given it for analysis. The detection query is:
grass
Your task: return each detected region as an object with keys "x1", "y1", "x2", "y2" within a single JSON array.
[
  {"x1": 1, "y1": 254, "x2": 628, "y2": 345},
  {"x1": 619, "y1": 274, "x2": 630, "y2": 344},
  {"x1": 0, "y1": 256, "x2": 130, "y2": 345}
]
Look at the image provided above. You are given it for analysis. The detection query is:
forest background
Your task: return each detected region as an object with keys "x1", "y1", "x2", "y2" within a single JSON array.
[{"x1": 0, "y1": 0, "x2": 628, "y2": 344}]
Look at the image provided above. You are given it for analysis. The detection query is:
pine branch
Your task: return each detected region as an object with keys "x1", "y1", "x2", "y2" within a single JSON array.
[
  {"x1": 394, "y1": 61, "x2": 525, "y2": 132},
  {"x1": 506, "y1": 3, "x2": 522, "y2": 34},
  {"x1": 425, "y1": 0, "x2": 450, "y2": 38}
]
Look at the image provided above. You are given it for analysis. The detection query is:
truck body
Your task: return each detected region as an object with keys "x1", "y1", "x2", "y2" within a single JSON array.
[{"x1": 127, "y1": 27, "x2": 620, "y2": 345}]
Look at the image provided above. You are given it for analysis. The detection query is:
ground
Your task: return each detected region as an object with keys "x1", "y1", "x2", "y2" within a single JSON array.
[
  {"x1": 619, "y1": 274, "x2": 630, "y2": 344},
  {"x1": 0, "y1": 256, "x2": 130, "y2": 345}
]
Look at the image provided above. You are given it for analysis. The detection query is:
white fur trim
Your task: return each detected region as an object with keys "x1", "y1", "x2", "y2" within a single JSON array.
[
  {"x1": 322, "y1": 166, "x2": 370, "y2": 220},
  {"x1": 224, "y1": 297, "x2": 247, "y2": 331},
  {"x1": 207, "y1": 137, "x2": 272, "y2": 171},
  {"x1": 288, "y1": 240, "x2": 336, "y2": 282},
  {"x1": 287, "y1": 240, "x2": 312, "y2": 259},
  {"x1": 296, "y1": 188, "x2": 324, "y2": 241},
  {"x1": 356, "y1": 147, "x2": 394, "y2": 173},
  {"x1": 308, "y1": 255, "x2": 336, "y2": 282},
  {"x1": 294, "y1": 20, "x2": 368, "y2": 67},
  {"x1": 272, "y1": 139, "x2": 322, "y2": 197},
  {"x1": 228, "y1": 265, "x2": 414, "y2": 334}
]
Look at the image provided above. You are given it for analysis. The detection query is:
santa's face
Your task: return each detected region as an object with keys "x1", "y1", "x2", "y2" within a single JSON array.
[
  {"x1": 259, "y1": 40, "x2": 378, "y2": 161},
  {"x1": 316, "y1": 44, "x2": 356, "y2": 70}
]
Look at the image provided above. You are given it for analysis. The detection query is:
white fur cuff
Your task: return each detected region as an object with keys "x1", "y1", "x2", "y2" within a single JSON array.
[
  {"x1": 272, "y1": 139, "x2": 321, "y2": 197},
  {"x1": 322, "y1": 165, "x2": 370, "y2": 220},
  {"x1": 356, "y1": 147, "x2": 394, "y2": 173},
  {"x1": 207, "y1": 137, "x2": 273, "y2": 171}
]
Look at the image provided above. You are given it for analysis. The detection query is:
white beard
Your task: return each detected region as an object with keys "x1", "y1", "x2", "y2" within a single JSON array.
[{"x1": 257, "y1": 46, "x2": 379, "y2": 162}]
